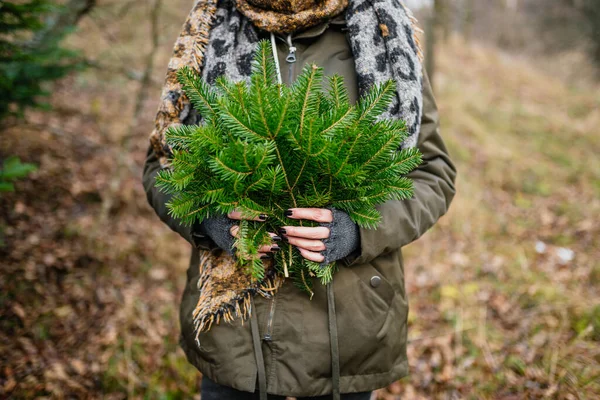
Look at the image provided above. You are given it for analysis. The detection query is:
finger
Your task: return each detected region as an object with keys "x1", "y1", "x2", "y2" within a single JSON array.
[
  {"x1": 268, "y1": 232, "x2": 282, "y2": 242},
  {"x1": 280, "y1": 226, "x2": 330, "y2": 239},
  {"x1": 284, "y1": 208, "x2": 333, "y2": 223},
  {"x1": 259, "y1": 243, "x2": 281, "y2": 253},
  {"x1": 238, "y1": 250, "x2": 272, "y2": 261},
  {"x1": 228, "y1": 210, "x2": 268, "y2": 221},
  {"x1": 231, "y1": 227, "x2": 279, "y2": 253},
  {"x1": 231, "y1": 227, "x2": 280, "y2": 243},
  {"x1": 284, "y1": 236, "x2": 326, "y2": 252},
  {"x1": 297, "y1": 247, "x2": 325, "y2": 263}
]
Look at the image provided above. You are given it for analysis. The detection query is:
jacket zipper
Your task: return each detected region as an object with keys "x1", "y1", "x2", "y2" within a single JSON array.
[
  {"x1": 263, "y1": 296, "x2": 277, "y2": 341},
  {"x1": 285, "y1": 33, "x2": 296, "y2": 83},
  {"x1": 263, "y1": 34, "x2": 296, "y2": 343}
]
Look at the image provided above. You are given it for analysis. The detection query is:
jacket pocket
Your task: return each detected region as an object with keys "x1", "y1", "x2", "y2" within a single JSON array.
[
  {"x1": 179, "y1": 274, "x2": 218, "y2": 361},
  {"x1": 346, "y1": 262, "x2": 396, "y2": 309},
  {"x1": 180, "y1": 251, "x2": 259, "y2": 369},
  {"x1": 179, "y1": 251, "x2": 223, "y2": 365},
  {"x1": 302, "y1": 261, "x2": 397, "y2": 378}
]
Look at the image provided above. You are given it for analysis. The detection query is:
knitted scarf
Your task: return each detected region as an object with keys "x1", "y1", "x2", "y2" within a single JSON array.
[
  {"x1": 149, "y1": 0, "x2": 424, "y2": 340},
  {"x1": 235, "y1": 0, "x2": 348, "y2": 34}
]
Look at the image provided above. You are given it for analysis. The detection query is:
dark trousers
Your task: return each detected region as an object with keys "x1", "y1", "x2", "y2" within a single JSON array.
[{"x1": 200, "y1": 375, "x2": 373, "y2": 400}]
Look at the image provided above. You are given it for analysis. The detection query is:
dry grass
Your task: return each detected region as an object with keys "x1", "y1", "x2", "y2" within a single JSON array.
[
  {"x1": 383, "y1": 37, "x2": 600, "y2": 399},
  {"x1": 1, "y1": 3, "x2": 599, "y2": 399}
]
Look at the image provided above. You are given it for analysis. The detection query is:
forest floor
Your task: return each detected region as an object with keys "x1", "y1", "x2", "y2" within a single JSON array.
[{"x1": 1, "y1": 3, "x2": 599, "y2": 399}]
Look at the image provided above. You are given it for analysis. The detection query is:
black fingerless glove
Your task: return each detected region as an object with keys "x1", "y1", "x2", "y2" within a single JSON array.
[{"x1": 318, "y1": 207, "x2": 360, "y2": 266}]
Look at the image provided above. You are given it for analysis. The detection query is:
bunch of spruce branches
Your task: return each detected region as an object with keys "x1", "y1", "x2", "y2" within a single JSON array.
[{"x1": 156, "y1": 40, "x2": 421, "y2": 294}]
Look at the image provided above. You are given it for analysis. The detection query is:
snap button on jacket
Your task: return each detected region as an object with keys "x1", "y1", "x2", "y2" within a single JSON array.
[{"x1": 370, "y1": 276, "x2": 382, "y2": 288}]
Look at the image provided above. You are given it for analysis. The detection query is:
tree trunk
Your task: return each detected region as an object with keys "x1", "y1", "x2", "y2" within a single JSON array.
[
  {"x1": 462, "y1": 0, "x2": 475, "y2": 42},
  {"x1": 434, "y1": 0, "x2": 451, "y2": 42},
  {"x1": 582, "y1": 0, "x2": 600, "y2": 70},
  {"x1": 425, "y1": 14, "x2": 436, "y2": 87},
  {"x1": 427, "y1": 0, "x2": 452, "y2": 85}
]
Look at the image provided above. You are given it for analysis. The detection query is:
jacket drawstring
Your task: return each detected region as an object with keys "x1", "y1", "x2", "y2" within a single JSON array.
[
  {"x1": 270, "y1": 32, "x2": 283, "y2": 86},
  {"x1": 250, "y1": 295, "x2": 268, "y2": 400},
  {"x1": 327, "y1": 282, "x2": 341, "y2": 400}
]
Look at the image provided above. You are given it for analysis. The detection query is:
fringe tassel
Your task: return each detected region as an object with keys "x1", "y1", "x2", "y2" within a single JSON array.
[
  {"x1": 193, "y1": 261, "x2": 285, "y2": 345},
  {"x1": 149, "y1": 0, "x2": 219, "y2": 167},
  {"x1": 400, "y1": 1, "x2": 425, "y2": 62}
]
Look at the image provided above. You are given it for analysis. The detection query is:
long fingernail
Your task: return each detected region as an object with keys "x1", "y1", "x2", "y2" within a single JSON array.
[
  {"x1": 272, "y1": 236, "x2": 282, "y2": 242},
  {"x1": 279, "y1": 228, "x2": 287, "y2": 235},
  {"x1": 271, "y1": 245, "x2": 281, "y2": 252},
  {"x1": 258, "y1": 214, "x2": 268, "y2": 221},
  {"x1": 260, "y1": 254, "x2": 271, "y2": 260},
  {"x1": 284, "y1": 209, "x2": 293, "y2": 217}
]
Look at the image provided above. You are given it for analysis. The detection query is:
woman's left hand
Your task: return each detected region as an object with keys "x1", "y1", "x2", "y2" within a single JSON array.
[{"x1": 279, "y1": 208, "x2": 334, "y2": 263}]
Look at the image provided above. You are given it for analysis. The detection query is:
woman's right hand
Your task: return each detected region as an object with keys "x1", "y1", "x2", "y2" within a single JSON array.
[
  {"x1": 198, "y1": 211, "x2": 281, "y2": 260},
  {"x1": 227, "y1": 211, "x2": 281, "y2": 259}
]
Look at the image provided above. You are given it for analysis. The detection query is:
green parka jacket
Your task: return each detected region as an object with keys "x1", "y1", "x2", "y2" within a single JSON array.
[{"x1": 142, "y1": 13, "x2": 457, "y2": 398}]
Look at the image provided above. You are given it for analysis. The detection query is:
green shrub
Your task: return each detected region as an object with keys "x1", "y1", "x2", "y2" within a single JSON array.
[
  {"x1": 0, "y1": 156, "x2": 37, "y2": 192},
  {"x1": 0, "y1": 0, "x2": 85, "y2": 119}
]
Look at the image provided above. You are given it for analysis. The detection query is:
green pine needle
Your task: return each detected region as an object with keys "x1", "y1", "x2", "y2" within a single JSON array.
[{"x1": 157, "y1": 40, "x2": 422, "y2": 295}]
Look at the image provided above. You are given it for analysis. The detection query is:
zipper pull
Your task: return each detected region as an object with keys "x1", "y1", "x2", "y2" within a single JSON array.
[{"x1": 286, "y1": 34, "x2": 296, "y2": 63}]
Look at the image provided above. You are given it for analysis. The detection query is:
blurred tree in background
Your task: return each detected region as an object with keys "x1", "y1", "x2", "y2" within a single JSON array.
[
  {"x1": 582, "y1": 0, "x2": 600, "y2": 66},
  {"x1": 0, "y1": 0, "x2": 95, "y2": 195},
  {"x1": 0, "y1": 0, "x2": 94, "y2": 120},
  {"x1": 424, "y1": 0, "x2": 600, "y2": 81},
  {"x1": 546, "y1": 0, "x2": 600, "y2": 67}
]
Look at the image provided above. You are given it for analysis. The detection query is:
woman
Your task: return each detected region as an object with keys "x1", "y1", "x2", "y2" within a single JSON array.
[{"x1": 142, "y1": 0, "x2": 456, "y2": 399}]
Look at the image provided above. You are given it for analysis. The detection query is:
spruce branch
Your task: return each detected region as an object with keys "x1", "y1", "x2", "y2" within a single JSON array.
[{"x1": 156, "y1": 40, "x2": 422, "y2": 295}]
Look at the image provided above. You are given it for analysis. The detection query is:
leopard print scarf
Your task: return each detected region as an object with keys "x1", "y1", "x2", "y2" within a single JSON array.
[{"x1": 149, "y1": 0, "x2": 423, "y2": 338}]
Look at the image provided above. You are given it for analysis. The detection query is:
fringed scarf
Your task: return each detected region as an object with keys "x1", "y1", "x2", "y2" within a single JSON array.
[
  {"x1": 149, "y1": 0, "x2": 424, "y2": 340},
  {"x1": 235, "y1": 0, "x2": 348, "y2": 34}
]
